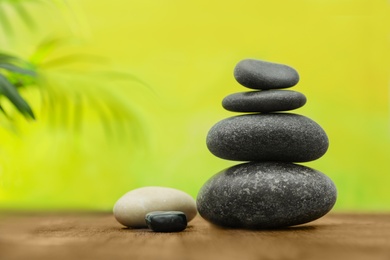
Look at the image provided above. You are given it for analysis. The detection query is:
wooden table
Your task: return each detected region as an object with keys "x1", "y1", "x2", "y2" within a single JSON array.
[{"x1": 0, "y1": 212, "x2": 389, "y2": 260}]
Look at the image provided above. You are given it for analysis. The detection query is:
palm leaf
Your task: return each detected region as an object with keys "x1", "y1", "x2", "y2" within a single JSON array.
[
  {"x1": 0, "y1": 74, "x2": 35, "y2": 119},
  {"x1": 0, "y1": 63, "x2": 36, "y2": 76},
  {"x1": 12, "y1": 1, "x2": 36, "y2": 30},
  {"x1": 71, "y1": 92, "x2": 83, "y2": 133},
  {"x1": 36, "y1": 68, "x2": 147, "y2": 143},
  {"x1": 0, "y1": 104, "x2": 8, "y2": 117},
  {"x1": 28, "y1": 37, "x2": 148, "y2": 139},
  {"x1": 0, "y1": 53, "x2": 35, "y2": 69},
  {"x1": 37, "y1": 54, "x2": 108, "y2": 68},
  {"x1": 87, "y1": 94, "x2": 115, "y2": 137},
  {"x1": 0, "y1": 3, "x2": 13, "y2": 36},
  {"x1": 0, "y1": 0, "x2": 66, "y2": 36},
  {"x1": 29, "y1": 37, "x2": 73, "y2": 65},
  {"x1": 0, "y1": 53, "x2": 20, "y2": 63},
  {"x1": 90, "y1": 70, "x2": 153, "y2": 92}
]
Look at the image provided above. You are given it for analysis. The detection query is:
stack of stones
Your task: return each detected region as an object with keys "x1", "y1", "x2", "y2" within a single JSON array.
[{"x1": 197, "y1": 59, "x2": 337, "y2": 229}]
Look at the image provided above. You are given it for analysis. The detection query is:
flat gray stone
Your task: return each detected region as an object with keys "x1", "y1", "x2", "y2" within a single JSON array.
[
  {"x1": 196, "y1": 162, "x2": 337, "y2": 229},
  {"x1": 222, "y1": 90, "x2": 307, "y2": 112},
  {"x1": 206, "y1": 113, "x2": 328, "y2": 162},
  {"x1": 234, "y1": 59, "x2": 299, "y2": 90}
]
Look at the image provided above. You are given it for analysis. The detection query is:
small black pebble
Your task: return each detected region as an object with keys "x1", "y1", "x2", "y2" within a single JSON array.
[{"x1": 145, "y1": 211, "x2": 187, "y2": 232}]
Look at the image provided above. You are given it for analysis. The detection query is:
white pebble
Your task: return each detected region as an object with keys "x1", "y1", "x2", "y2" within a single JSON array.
[{"x1": 113, "y1": 186, "x2": 197, "y2": 228}]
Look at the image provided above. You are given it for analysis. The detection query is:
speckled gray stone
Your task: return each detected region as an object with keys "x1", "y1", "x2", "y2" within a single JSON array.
[
  {"x1": 207, "y1": 113, "x2": 328, "y2": 162},
  {"x1": 196, "y1": 162, "x2": 337, "y2": 229},
  {"x1": 222, "y1": 90, "x2": 307, "y2": 113},
  {"x1": 234, "y1": 59, "x2": 299, "y2": 90}
]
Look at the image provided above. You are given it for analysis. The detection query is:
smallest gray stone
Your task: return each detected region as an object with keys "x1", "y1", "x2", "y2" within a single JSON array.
[
  {"x1": 222, "y1": 90, "x2": 307, "y2": 112},
  {"x1": 145, "y1": 211, "x2": 187, "y2": 232},
  {"x1": 234, "y1": 59, "x2": 299, "y2": 90}
]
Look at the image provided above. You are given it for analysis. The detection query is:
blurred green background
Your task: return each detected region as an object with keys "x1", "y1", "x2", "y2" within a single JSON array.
[{"x1": 0, "y1": 0, "x2": 389, "y2": 211}]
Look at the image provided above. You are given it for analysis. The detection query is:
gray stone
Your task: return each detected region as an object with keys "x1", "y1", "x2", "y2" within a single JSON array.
[
  {"x1": 206, "y1": 113, "x2": 328, "y2": 162},
  {"x1": 222, "y1": 90, "x2": 307, "y2": 112},
  {"x1": 145, "y1": 211, "x2": 187, "y2": 232},
  {"x1": 196, "y1": 162, "x2": 337, "y2": 229},
  {"x1": 234, "y1": 59, "x2": 299, "y2": 90}
]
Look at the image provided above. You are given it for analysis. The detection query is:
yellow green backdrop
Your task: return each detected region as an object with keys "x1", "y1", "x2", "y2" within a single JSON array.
[{"x1": 0, "y1": 0, "x2": 389, "y2": 211}]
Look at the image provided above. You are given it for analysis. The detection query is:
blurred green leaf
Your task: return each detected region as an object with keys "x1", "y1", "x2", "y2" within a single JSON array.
[
  {"x1": 0, "y1": 63, "x2": 36, "y2": 76},
  {"x1": 0, "y1": 3, "x2": 13, "y2": 35},
  {"x1": 37, "y1": 53, "x2": 108, "y2": 68},
  {"x1": 0, "y1": 104, "x2": 8, "y2": 116},
  {"x1": 37, "y1": 69, "x2": 147, "y2": 143},
  {"x1": 29, "y1": 37, "x2": 71, "y2": 65},
  {"x1": 0, "y1": 53, "x2": 35, "y2": 69},
  {"x1": 0, "y1": 53, "x2": 37, "y2": 120},
  {"x1": 12, "y1": 1, "x2": 35, "y2": 30},
  {"x1": 89, "y1": 70, "x2": 153, "y2": 92},
  {"x1": 0, "y1": 0, "x2": 67, "y2": 36},
  {"x1": 0, "y1": 74, "x2": 35, "y2": 119},
  {"x1": 0, "y1": 54, "x2": 20, "y2": 63},
  {"x1": 0, "y1": 0, "x2": 146, "y2": 138}
]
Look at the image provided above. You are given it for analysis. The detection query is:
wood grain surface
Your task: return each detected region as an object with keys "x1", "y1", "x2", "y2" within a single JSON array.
[{"x1": 0, "y1": 212, "x2": 389, "y2": 260}]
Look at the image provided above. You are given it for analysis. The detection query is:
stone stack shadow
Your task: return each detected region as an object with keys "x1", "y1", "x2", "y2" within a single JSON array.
[{"x1": 196, "y1": 59, "x2": 337, "y2": 229}]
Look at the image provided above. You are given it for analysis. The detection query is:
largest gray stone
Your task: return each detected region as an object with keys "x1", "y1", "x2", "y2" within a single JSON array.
[
  {"x1": 196, "y1": 162, "x2": 337, "y2": 229},
  {"x1": 206, "y1": 113, "x2": 328, "y2": 162}
]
